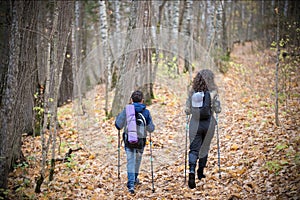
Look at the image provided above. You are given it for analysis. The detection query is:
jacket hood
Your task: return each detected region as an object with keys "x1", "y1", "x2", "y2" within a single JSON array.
[{"x1": 132, "y1": 102, "x2": 146, "y2": 113}]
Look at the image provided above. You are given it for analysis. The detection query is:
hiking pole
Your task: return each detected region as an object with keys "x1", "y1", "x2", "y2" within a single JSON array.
[
  {"x1": 184, "y1": 115, "x2": 189, "y2": 184},
  {"x1": 149, "y1": 131, "x2": 155, "y2": 193},
  {"x1": 216, "y1": 113, "x2": 221, "y2": 179},
  {"x1": 118, "y1": 129, "x2": 120, "y2": 179}
]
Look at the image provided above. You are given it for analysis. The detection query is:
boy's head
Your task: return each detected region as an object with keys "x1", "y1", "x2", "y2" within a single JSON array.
[{"x1": 131, "y1": 90, "x2": 144, "y2": 103}]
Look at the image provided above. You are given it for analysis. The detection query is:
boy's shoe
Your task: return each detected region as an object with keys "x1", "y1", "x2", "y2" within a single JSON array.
[
  {"x1": 128, "y1": 187, "x2": 135, "y2": 194},
  {"x1": 188, "y1": 173, "x2": 196, "y2": 189}
]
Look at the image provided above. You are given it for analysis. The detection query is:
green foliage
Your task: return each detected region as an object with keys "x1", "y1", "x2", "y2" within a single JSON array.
[
  {"x1": 0, "y1": 188, "x2": 9, "y2": 200},
  {"x1": 247, "y1": 110, "x2": 256, "y2": 119},
  {"x1": 212, "y1": 47, "x2": 231, "y2": 74},
  {"x1": 14, "y1": 162, "x2": 29, "y2": 170},
  {"x1": 265, "y1": 143, "x2": 293, "y2": 175},
  {"x1": 106, "y1": 111, "x2": 113, "y2": 119},
  {"x1": 218, "y1": 62, "x2": 230, "y2": 74},
  {"x1": 144, "y1": 96, "x2": 152, "y2": 105},
  {"x1": 65, "y1": 154, "x2": 77, "y2": 169},
  {"x1": 295, "y1": 152, "x2": 300, "y2": 165},
  {"x1": 265, "y1": 160, "x2": 282, "y2": 175},
  {"x1": 275, "y1": 143, "x2": 288, "y2": 151},
  {"x1": 271, "y1": 18, "x2": 299, "y2": 120},
  {"x1": 60, "y1": 141, "x2": 67, "y2": 153},
  {"x1": 33, "y1": 92, "x2": 44, "y2": 136},
  {"x1": 157, "y1": 52, "x2": 179, "y2": 79},
  {"x1": 220, "y1": 53, "x2": 230, "y2": 62},
  {"x1": 85, "y1": 1, "x2": 100, "y2": 23}
]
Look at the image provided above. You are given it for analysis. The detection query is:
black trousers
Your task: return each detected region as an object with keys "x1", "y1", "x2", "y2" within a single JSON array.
[{"x1": 188, "y1": 117, "x2": 215, "y2": 172}]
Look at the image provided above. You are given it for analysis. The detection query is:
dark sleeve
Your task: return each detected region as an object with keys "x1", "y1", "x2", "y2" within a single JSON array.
[
  {"x1": 185, "y1": 91, "x2": 192, "y2": 115},
  {"x1": 115, "y1": 108, "x2": 126, "y2": 130},
  {"x1": 145, "y1": 110, "x2": 155, "y2": 133},
  {"x1": 212, "y1": 94, "x2": 221, "y2": 114}
]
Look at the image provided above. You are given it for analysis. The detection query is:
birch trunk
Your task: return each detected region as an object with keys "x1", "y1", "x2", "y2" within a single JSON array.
[
  {"x1": 99, "y1": 0, "x2": 111, "y2": 115},
  {"x1": 72, "y1": 1, "x2": 84, "y2": 115}
]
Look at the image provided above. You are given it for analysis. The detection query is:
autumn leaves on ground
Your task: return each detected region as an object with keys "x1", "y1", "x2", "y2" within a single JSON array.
[{"x1": 8, "y1": 43, "x2": 299, "y2": 199}]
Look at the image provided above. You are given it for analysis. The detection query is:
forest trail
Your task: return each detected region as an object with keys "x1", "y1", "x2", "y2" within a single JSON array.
[{"x1": 8, "y1": 42, "x2": 299, "y2": 199}]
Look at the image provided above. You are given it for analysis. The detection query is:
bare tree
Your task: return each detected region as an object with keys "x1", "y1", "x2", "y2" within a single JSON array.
[
  {"x1": 98, "y1": 0, "x2": 111, "y2": 115},
  {"x1": 275, "y1": 5, "x2": 280, "y2": 126},
  {"x1": 0, "y1": 0, "x2": 22, "y2": 191},
  {"x1": 36, "y1": 0, "x2": 74, "y2": 192},
  {"x1": 111, "y1": 1, "x2": 155, "y2": 115},
  {"x1": 0, "y1": 0, "x2": 39, "y2": 191}
]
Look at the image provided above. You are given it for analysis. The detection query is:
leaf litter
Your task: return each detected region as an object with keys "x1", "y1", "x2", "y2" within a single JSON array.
[{"x1": 8, "y1": 42, "x2": 300, "y2": 199}]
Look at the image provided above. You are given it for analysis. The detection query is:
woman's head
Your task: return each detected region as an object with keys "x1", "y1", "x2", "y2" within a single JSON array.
[{"x1": 192, "y1": 69, "x2": 217, "y2": 92}]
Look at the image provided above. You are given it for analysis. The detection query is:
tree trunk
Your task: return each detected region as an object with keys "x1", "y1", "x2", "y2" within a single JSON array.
[
  {"x1": 49, "y1": 0, "x2": 73, "y2": 182},
  {"x1": 0, "y1": 0, "x2": 40, "y2": 192},
  {"x1": 72, "y1": 0, "x2": 84, "y2": 115},
  {"x1": 275, "y1": 3, "x2": 280, "y2": 126},
  {"x1": 98, "y1": 0, "x2": 111, "y2": 116},
  {"x1": 35, "y1": 1, "x2": 59, "y2": 192},
  {"x1": 36, "y1": 0, "x2": 74, "y2": 192},
  {"x1": 0, "y1": 0, "x2": 22, "y2": 191},
  {"x1": 112, "y1": 1, "x2": 157, "y2": 116}
]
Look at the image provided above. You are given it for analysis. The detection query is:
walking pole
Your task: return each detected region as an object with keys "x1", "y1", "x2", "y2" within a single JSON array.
[
  {"x1": 216, "y1": 113, "x2": 221, "y2": 179},
  {"x1": 118, "y1": 129, "x2": 120, "y2": 179},
  {"x1": 184, "y1": 115, "x2": 189, "y2": 184},
  {"x1": 149, "y1": 131, "x2": 155, "y2": 192}
]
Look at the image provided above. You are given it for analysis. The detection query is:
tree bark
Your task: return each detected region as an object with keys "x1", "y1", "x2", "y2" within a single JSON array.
[
  {"x1": 275, "y1": 3, "x2": 280, "y2": 126},
  {"x1": 111, "y1": 1, "x2": 158, "y2": 116},
  {"x1": 98, "y1": 0, "x2": 111, "y2": 115},
  {"x1": 0, "y1": 0, "x2": 22, "y2": 191},
  {"x1": 36, "y1": 0, "x2": 74, "y2": 192}
]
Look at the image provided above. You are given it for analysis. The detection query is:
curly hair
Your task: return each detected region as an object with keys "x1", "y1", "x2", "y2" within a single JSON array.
[
  {"x1": 192, "y1": 69, "x2": 217, "y2": 92},
  {"x1": 131, "y1": 90, "x2": 144, "y2": 103}
]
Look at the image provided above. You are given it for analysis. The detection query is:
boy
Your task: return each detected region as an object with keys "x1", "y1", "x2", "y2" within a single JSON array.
[{"x1": 115, "y1": 90, "x2": 155, "y2": 194}]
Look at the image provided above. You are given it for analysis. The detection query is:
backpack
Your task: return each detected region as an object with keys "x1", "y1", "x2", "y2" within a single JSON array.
[
  {"x1": 210, "y1": 91, "x2": 221, "y2": 114},
  {"x1": 191, "y1": 91, "x2": 212, "y2": 120},
  {"x1": 125, "y1": 104, "x2": 147, "y2": 149}
]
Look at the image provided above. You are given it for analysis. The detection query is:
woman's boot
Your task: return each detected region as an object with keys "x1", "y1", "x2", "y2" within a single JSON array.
[
  {"x1": 188, "y1": 164, "x2": 196, "y2": 189},
  {"x1": 188, "y1": 173, "x2": 196, "y2": 189},
  {"x1": 197, "y1": 166, "x2": 206, "y2": 180}
]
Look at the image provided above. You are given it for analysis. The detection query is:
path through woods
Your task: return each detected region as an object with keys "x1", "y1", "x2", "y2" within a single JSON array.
[{"x1": 8, "y1": 43, "x2": 299, "y2": 199}]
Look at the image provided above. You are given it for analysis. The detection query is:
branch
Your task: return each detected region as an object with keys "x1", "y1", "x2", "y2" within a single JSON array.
[{"x1": 54, "y1": 147, "x2": 82, "y2": 162}]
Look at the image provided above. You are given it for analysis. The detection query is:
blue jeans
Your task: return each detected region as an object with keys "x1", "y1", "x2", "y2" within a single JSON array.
[{"x1": 125, "y1": 147, "x2": 144, "y2": 189}]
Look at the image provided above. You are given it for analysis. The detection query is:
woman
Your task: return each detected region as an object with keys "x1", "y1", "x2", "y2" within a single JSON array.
[{"x1": 185, "y1": 69, "x2": 221, "y2": 189}]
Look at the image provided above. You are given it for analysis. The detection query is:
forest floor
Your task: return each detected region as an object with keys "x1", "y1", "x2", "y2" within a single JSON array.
[{"x1": 7, "y1": 42, "x2": 300, "y2": 200}]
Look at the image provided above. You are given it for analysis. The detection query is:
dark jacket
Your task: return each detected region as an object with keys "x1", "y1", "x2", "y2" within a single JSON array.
[
  {"x1": 185, "y1": 90, "x2": 221, "y2": 159},
  {"x1": 115, "y1": 103, "x2": 155, "y2": 148},
  {"x1": 185, "y1": 90, "x2": 221, "y2": 117}
]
